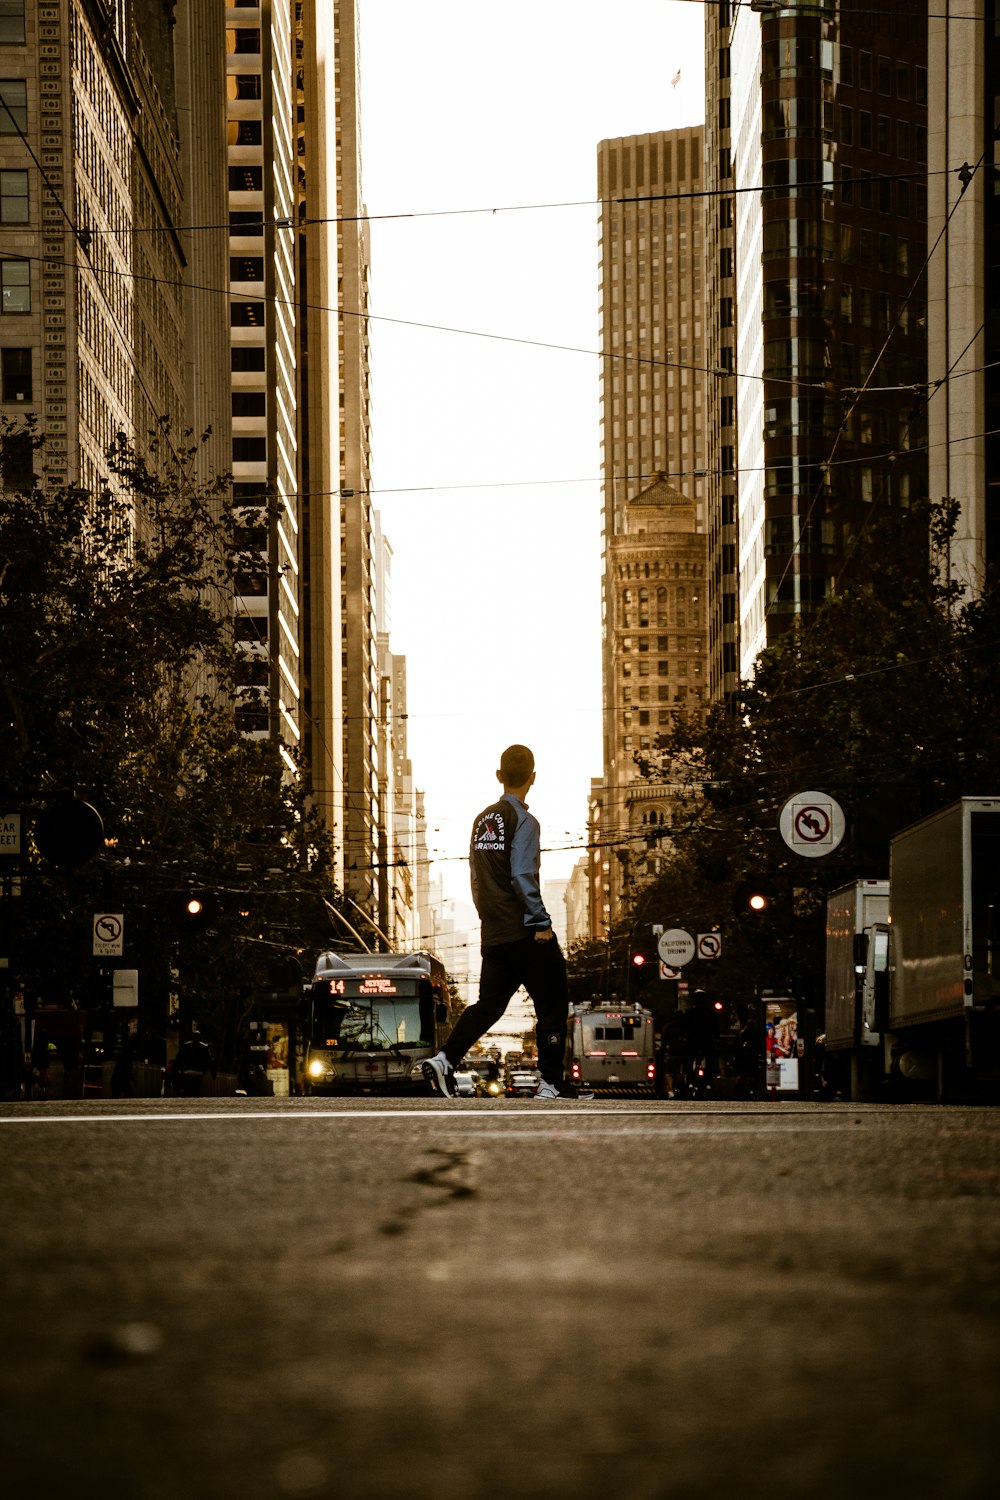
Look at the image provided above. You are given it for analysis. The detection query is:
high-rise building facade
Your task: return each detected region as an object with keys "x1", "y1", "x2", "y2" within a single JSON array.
[
  {"x1": 0, "y1": 0, "x2": 230, "y2": 494},
  {"x1": 927, "y1": 0, "x2": 999, "y2": 593},
  {"x1": 707, "y1": 1, "x2": 929, "y2": 677},
  {"x1": 604, "y1": 477, "x2": 708, "y2": 917},
  {"x1": 332, "y1": 0, "x2": 378, "y2": 919},
  {"x1": 225, "y1": 2, "x2": 300, "y2": 759},
  {"x1": 224, "y1": 0, "x2": 380, "y2": 909},
  {"x1": 703, "y1": 4, "x2": 740, "y2": 706},
  {"x1": 597, "y1": 128, "x2": 708, "y2": 928},
  {"x1": 2, "y1": 0, "x2": 393, "y2": 920}
]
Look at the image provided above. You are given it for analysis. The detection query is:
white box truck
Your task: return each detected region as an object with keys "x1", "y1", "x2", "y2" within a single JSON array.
[
  {"x1": 887, "y1": 797, "x2": 1000, "y2": 1099},
  {"x1": 823, "y1": 880, "x2": 889, "y2": 1098},
  {"x1": 823, "y1": 800, "x2": 1000, "y2": 1101}
]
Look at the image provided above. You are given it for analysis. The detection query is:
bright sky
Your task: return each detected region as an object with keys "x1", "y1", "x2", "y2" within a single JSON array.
[{"x1": 358, "y1": 0, "x2": 706, "y2": 905}]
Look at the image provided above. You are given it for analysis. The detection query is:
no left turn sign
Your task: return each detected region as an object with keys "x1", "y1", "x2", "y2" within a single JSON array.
[
  {"x1": 697, "y1": 931, "x2": 722, "y2": 960},
  {"x1": 779, "y1": 791, "x2": 845, "y2": 858},
  {"x1": 93, "y1": 912, "x2": 124, "y2": 957}
]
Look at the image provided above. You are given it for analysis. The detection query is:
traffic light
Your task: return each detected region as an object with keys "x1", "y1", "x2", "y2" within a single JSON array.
[
  {"x1": 171, "y1": 890, "x2": 217, "y2": 928},
  {"x1": 630, "y1": 950, "x2": 653, "y2": 987},
  {"x1": 732, "y1": 879, "x2": 778, "y2": 917}
]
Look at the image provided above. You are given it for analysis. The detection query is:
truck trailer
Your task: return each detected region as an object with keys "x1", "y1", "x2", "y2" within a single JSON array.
[
  {"x1": 823, "y1": 879, "x2": 889, "y2": 1098},
  {"x1": 824, "y1": 799, "x2": 1000, "y2": 1101}
]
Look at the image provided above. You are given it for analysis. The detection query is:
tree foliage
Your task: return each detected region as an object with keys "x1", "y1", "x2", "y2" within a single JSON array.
[
  {"x1": 570, "y1": 501, "x2": 1000, "y2": 1013},
  {"x1": 0, "y1": 423, "x2": 354, "y2": 1062}
]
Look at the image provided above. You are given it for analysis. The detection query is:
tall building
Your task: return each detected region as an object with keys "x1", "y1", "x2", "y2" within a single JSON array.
[
  {"x1": 225, "y1": 1, "x2": 302, "y2": 765},
  {"x1": 706, "y1": 1, "x2": 929, "y2": 678},
  {"x1": 703, "y1": 2, "x2": 740, "y2": 706},
  {"x1": 331, "y1": 1, "x2": 377, "y2": 919},
  {"x1": 604, "y1": 477, "x2": 708, "y2": 918},
  {"x1": 927, "y1": 0, "x2": 999, "y2": 593},
  {"x1": 225, "y1": 1, "x2": 380, "y2": 906},
  {"x1": 596, "y1": 128, "x2": 708, "y2": 928},
  {"x1": 0, "y1": 0, "x2": 230, "y2": 494},
  {"x1": 1, "y1": 0, "x2": 394, "y2": 921}
]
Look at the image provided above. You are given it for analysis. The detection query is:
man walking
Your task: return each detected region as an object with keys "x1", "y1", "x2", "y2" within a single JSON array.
[{"x1": 423, "y1": 744, "x2": 593, "y2": 1102}]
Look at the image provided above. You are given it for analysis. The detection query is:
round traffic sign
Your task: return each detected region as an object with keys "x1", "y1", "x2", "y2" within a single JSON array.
[
  {"x1": 779, "y1": 791, "x2": 845, "y2": 858},
  {"x1": 657, "y1": 927, "x2": 696, "y2": 967}
]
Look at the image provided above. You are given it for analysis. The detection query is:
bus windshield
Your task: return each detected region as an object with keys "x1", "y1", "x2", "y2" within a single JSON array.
[{"x1": 314, "y1": 996, "x2": 434, "y2": 1051}]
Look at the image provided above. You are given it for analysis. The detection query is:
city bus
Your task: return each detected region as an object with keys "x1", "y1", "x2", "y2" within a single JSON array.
[
  {"x1": 567, "y1": 1001, "x2": 656, "y2": 1093},
  {"x1": 303, "y1": 950, "x2": 453, "y2": 1094}
]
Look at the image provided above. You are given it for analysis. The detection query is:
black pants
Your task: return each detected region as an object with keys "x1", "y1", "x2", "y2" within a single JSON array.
[{"x1": 443, "y1": 936, "x2": 569, "y2": 1085}]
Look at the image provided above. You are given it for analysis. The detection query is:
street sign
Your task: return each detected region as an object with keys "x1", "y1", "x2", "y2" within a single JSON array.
[
  {"x1": 697, "y1": 931, "x2": 723, "y2": 960},
  {"x1": 779, "y1": 790, "x2": 845, "y2": 858},
  {"x1": 657, "y1": 927, "x2": 696, "y2": 967},
  {"x1": 113, "y1": 970, "x2": 139, "y2": 1008},
  {"x1": 93, "y1": 912, "x2": 124, "y2": 957},
  {"x1": 660, "y1": 962, "x2": 681, "y2": 980},
  {"x1": 1, "y1": 812, "x2": 21, "y2": 857}
]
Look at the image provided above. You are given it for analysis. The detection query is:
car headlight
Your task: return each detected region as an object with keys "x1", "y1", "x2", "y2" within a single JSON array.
[{"x1": 488, "y1": 1081, "x2": 500, "y2": 1095}]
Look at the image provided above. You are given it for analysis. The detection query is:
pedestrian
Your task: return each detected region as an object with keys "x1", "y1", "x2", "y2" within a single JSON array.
[
  {"x1": 174, "y1": 1030, "x2": 215, "y2": 1097},
  {"x1": 422, "y1": 744, "x2": 593, "y2": 1102}
]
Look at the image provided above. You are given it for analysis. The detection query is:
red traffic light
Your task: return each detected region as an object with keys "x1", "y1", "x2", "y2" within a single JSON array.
[
  {"x1": 712, "y1": 999, "x2": 725, "y2": 1012},
  {"x1": 632, "y1": 952, "x2": 647, "y2": 967}
]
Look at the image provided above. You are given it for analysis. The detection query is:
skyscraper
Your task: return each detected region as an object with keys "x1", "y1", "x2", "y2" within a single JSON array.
[
  {"x1": 597, "y1": 127, "x2": 709, "y2": 926},
  {"x1": 0, "y1": 0, "x2": 230, "y2": 493},
  {"x1": 706, "y1": 1, "x2": 930, "y2": 677},
  {"x1": 927, "y1": 0, "x2": 999, "y2": 594}
]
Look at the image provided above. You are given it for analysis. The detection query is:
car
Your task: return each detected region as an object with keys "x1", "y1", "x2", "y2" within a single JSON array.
[
  {"x1": 465, "y1": 1057, "x2": 504, "y2": 1097},
  {"x1": 505, "y1": 1063, "x2": 541, "y2": 1097},
  {"x1": 452, "y1": 1068, "x2": 478, "y2": 1098}
]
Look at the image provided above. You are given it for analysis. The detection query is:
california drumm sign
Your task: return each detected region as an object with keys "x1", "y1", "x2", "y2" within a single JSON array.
[
  {"x1": 657, "y1": 927, "x2": 696, "y2": 968},
  {"x1": 778, "y1": 790, "x2": 845, "y2": 859}
]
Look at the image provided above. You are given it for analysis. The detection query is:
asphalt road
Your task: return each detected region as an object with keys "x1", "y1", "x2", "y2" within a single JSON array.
[{"x1": 2, "y1": 1097, "x2": 998, "y2": 1500}]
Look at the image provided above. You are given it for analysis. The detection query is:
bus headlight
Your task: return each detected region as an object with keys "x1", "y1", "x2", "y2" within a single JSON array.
[{"x1": 308, "y1": 1058, "x2": 328, "y2": 1079}]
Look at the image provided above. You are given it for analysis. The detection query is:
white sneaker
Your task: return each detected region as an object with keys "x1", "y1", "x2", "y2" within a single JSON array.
[
  {"x1": 533, "y1": 1079, "x2": 594, "y2": 1102},
  {"x1": 421, "y1": 1053, "x2": 457, "y2": 1099}
]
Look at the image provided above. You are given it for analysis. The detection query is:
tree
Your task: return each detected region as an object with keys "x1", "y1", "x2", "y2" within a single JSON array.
[
  {"x1": 627, "y1": 500, "x2": 1000, "y2": 1009},
  {"x1": 0, "y1": 423, "x2": 352, "y2": 1061}
]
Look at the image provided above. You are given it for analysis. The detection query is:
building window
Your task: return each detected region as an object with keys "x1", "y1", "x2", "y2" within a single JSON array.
[
  {"x1": 229, "y1": 28, "x2": 261, "y2": 53},
  {"x1": 227, "y1": 74, "x2": 262, "y2": 100},
  {"x1": 231, "y1": 301, "x2": 265, "y2": 327},
  {"x1": 232, "y1": 436, "x2": 266, "y2": 462},
  {"x1": 232, "y1": 346, "x2": 266, "y2": 371},
  {"x1": 0, "y1": 425, "x2": 31, "y2": 487},
  {"x1": 232, "y1": 392, "x2": 266, "y2": 417},
  {"x1": 230, "y1": 256, "x2": 264, "y2": 281},
  {"x1": 0, "y1": 1, "x2": 25, "y2": 44},
  {"x1": 229, "y1": 165, "x2": 264, "y2": 193},
  {"x1": 0, "y1": 79, "x2": 27, "y2": 133},
  {"x1": 0, "y1": 169, "x2": 28, "y2": 222},
  {"x1": 1, "y1": 258, "x2": 29, "y2": 313},
  {"x1": 230, "y1": 212, "x2": 264, "y2": 237},
  {"x1": 229, "y1": 119, "x2": 262, "y2": 147},
  {"x1": 1, "y1": 345, "x2": 32, "y2": 401}
]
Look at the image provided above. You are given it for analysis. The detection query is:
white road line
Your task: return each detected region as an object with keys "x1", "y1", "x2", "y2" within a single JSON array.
[{"x1": 0, "y1": 1107, "x2": 855, "y2": 1129}]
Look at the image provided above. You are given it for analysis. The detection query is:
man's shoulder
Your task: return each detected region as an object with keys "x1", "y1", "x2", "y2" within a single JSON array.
[{"x1": 470, "y1": 798, "x2": 517, "y2": 851}]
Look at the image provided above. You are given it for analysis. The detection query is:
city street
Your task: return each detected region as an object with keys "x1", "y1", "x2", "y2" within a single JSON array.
[{"x1": 2, "y1": 1098, "x2": 998, "y2": 1500}]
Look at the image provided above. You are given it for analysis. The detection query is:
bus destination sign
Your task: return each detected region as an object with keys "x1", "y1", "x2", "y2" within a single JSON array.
[{"x1": 357, "y1": 975, "x2": 399, "y2": 997}]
